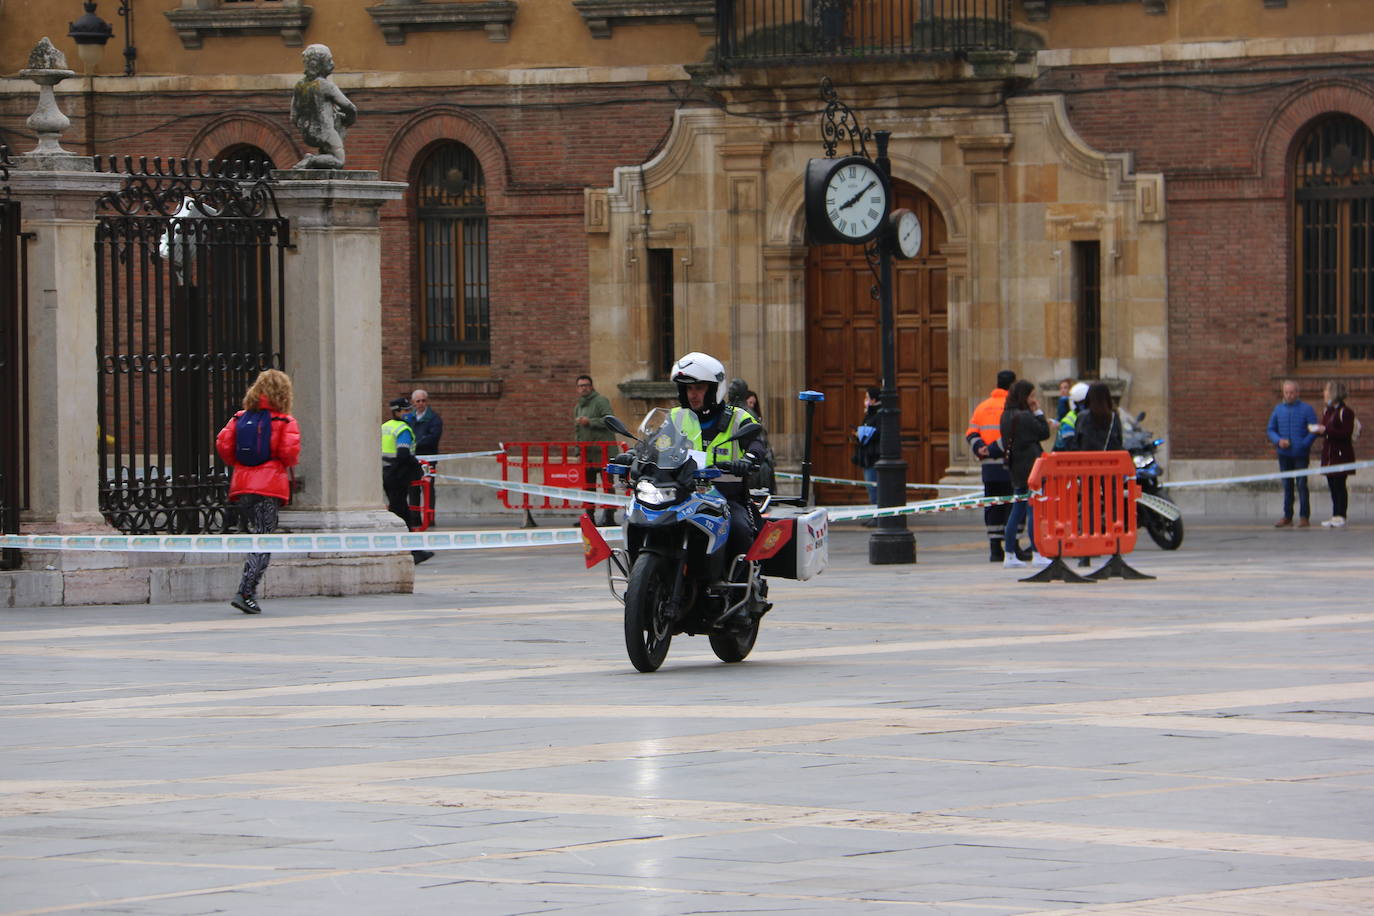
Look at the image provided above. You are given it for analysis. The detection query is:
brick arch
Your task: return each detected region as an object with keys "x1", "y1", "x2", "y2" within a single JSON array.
[
  {"x1": 187, "y1": 113, "x2": 298, "y2": 169},
  {"x1": 1258, "y1": 80, "x2": 1374, "y2": 188},
  {"x1": 381, "y1": 108, "x2": 510, "y2": 206}
]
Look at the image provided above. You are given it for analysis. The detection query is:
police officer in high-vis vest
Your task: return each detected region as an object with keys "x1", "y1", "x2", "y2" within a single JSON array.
[
  {"x1": 382, "y1": 396, "x2": 434, "y2": 565},
  {"x1": 668, "y1": 352, "x2": 768, "y2": 561}
]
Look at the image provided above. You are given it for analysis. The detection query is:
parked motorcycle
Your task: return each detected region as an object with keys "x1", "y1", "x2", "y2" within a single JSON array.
[
  {"x1": 1122, "y1": 410, "x2": 1184, "y2": 550},
  {"x1": 602, "y1": 408, "x2": 773, "y2": 672}
]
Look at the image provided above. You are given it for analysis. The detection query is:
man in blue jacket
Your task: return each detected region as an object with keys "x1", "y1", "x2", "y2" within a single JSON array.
[{"x1": 1266, "y1": 380, "x2": 1318, "y2": 528}]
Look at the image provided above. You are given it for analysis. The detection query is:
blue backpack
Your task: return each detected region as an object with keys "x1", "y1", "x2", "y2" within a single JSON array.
[{"x1": 234, "y1": 408, "x2": 275, "y2": 466}]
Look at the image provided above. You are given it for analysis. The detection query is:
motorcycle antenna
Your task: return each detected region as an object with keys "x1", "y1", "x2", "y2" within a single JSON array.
[{"x1": 797, "y1": 390, "x2": 825, "y2": 506}]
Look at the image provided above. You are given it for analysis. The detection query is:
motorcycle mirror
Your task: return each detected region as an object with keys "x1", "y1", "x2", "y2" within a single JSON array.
[
  {"x1": 726, "y1": 418, "x2": 763, "y2": 443},
  {"x1": 603, "y1": 415, "x2": 638, "y2": 440},
  {"x1": 1136, "y1": 411, "x2": 1146, "y2": 422}
]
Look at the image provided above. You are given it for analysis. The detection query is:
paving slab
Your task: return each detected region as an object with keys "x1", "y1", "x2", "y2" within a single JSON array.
[{"x1": 2, "y1": 515, "x2": 1373, "y2": 913}]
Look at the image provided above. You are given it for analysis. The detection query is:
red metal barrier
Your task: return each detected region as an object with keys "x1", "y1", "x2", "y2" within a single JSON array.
[
  {"x1": 1024, "y1": 450, "x2": 1153, "y2": 582},
  {"x1": 497, "y1": 442, "x2": 624, "y2": 513},
  {"x1": 408, "y1": 459, "x2": 435, "y2": 532}
]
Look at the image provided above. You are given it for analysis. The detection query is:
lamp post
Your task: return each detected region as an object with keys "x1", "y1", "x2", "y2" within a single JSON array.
[
  {"x1": 802, "y1": 79, "x2": 916, "y2": 565},
  {"x1": 866, "y1": 130, "x2": 916, "y2": 565},
  {"x1": 68, "y1": 1, "x2": 136, "y2": 77}
]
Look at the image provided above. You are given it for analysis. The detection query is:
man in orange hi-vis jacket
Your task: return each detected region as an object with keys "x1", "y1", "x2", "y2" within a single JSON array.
[{"x1": 964, "y1": 369, "x2": 1016, "y2": 563}]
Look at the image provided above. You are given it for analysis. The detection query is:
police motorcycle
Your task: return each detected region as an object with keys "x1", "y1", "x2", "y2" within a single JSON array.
[
  {"x1": 602, "y1": 408, "x2": 773, "y2": 672},
  {"x1": 1122, "y1": 410, "x2": 1184, "y2": 550}
]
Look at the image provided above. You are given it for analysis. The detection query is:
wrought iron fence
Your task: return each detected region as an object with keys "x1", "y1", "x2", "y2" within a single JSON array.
[
  {"x1": 95, "y1": 157, "x2": 289, "y2": 534},
  {"x1": 716, "y1": 0, "x2": 1012, "y2": 65},
  {"x1": 0, "y1": 145, "x2": 27, "y2": 569}
]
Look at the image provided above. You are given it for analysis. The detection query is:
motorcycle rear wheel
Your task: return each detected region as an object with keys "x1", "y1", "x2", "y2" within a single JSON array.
[
  {"x1": 1143, "y1": 506, "x2": 1185, "y2": 550},
  {"x1": 624, "y1": 553, "x2": 673, "y2": 672},
  {"x1": 709, "y1": 620, "x2": 759, "y2": 663}
]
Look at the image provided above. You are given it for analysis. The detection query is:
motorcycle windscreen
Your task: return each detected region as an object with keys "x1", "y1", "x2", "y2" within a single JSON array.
[{"x1": 637, "y1": 407, "x2": 704, "y2": 471}]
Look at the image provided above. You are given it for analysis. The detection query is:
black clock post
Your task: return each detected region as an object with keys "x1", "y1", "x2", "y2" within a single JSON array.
[
  {"x1": 867, "y1": 130, "x2": 916, "y2": 565},
  {"x1": 803, "y1": 79, "x2": 916, "y2": 565}
]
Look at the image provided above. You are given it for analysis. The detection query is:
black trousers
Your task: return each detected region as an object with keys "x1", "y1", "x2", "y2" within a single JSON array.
[
  {"x1": 384, "y1": 477, "x2": 418, "y2": 530},
  {"x1": 983, "y1": 477, "x2": 1013, "y2": 543},
  {"x1": 1329, "y1": 475, "x2": 1349, "y2": 518}
]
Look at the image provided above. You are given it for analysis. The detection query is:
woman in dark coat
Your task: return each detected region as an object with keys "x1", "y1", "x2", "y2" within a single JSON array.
[
  {"x1": 1000, "y1": 380, "x2": 1051, "y2": 567},
  {"x1": 1072, "y1": 382, "x2": 1123, "y2": 452},
  {"x1": 1316, "y1": 380, "x2": 1356, "y2": 528}
]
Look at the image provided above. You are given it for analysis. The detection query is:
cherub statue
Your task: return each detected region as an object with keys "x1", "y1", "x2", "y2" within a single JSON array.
[{"x1": 289, "y1": 44, "x2": 356, "y2": 170}]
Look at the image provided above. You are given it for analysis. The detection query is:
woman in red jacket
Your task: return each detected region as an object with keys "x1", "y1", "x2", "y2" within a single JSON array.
[{"x1": 215, "y1": 369, "x2": 301, "y2": 614}]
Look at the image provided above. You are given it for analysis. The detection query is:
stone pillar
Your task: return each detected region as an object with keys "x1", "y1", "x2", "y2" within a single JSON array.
[
  {"x1": 9, "y1": 155, "x2": 122, "y2": 533},
  {"x1": 270, "y1": 170, "x2": 407, "y2": 533}
]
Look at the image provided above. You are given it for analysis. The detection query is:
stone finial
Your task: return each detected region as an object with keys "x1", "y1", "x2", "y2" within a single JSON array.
[
  {"x1": 20, "y1": 38, "x2": 78, "y2": 156},
  {"x1": 26, "y1": 36, "x2": 70, "y2": 71},
  {"x1": 289, "y1": 43, "x2": 357, "y2": 170}
]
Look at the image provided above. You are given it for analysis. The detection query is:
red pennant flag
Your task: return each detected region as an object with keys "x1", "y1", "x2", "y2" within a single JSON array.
[
  {"x1": 579, "y1": 513, "x2": 612, "y2": 568},
  {"x1": 745, "y1": 518, "x2": 793, "y2": 562}
]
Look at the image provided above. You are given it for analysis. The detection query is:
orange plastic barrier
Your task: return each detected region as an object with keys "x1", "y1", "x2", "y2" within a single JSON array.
[
  {"x1": 497, "y1": 442, "x2": 625, "y2": 513},
  {"x1": 1024, "y1": 450, "x2": 1153, "y2": 582},
  {"x1": 408, "y1": 459, "x2": 435, "y2": 532}
]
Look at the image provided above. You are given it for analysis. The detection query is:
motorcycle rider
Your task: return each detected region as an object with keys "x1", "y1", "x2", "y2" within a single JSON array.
[{"x1": 668, "y1": 351, "x2": 769, "y2": 564}]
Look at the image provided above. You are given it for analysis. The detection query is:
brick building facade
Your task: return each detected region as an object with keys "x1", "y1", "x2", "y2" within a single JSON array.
[{"x1": 1036, "y1": 58, "x2": 1374, "y2": 463}]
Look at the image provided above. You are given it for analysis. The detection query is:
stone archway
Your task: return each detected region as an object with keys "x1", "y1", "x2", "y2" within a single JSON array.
[{"x1": 804, "y1": 179, "x2": 949, "y2": 504}]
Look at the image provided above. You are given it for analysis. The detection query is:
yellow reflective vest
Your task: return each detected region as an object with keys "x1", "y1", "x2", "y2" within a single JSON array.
[
  {"x1": 381, "y1": 418, "x2": 413, "y2": 461},
  {"x1": 670, "y1": 405, "x2": 757, "y2": 467}
]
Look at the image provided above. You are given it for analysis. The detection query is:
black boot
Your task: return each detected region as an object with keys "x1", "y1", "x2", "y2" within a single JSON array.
[{"x1": 989, "y1": 540, "x2": 1005, "y2": 563}]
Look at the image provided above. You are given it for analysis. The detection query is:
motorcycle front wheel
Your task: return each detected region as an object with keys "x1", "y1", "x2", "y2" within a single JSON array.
[
  {"x1": 624, "y1": 552, "x2": 673, "y2": 672},
  {"x1": 1142, "y1": 505, "x2": 1185, "y2": 550},
  {"x1": 709, "y1": 621, "x2": 759, "y2": 663}
]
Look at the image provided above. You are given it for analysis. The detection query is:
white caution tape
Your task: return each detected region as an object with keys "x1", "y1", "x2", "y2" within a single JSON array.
[
  {"x1": 827, "y1": 491, "x2": 1028, "y2": 522},
  {"x1": 421, "y1": 449, "x2": 505, "y2": 462},
  {"x1": 776, "y1": 471, "x2": 982, "y2": 491},
  {"x1": 5, "y1": 459, "x2": 1364, "y2": 554},
  {"x1": 0, "y1": 526, "x2": 625, "y2": 554},
  {"x1": 436, "y1": 473, "x2": 631, "y2": 507},
  {"x1": 1161, "y1": 458, "x2": 1374, "y2": 488}
]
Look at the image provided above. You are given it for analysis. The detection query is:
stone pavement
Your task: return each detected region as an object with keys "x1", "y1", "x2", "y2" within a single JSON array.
[{"x1": 2, "y1": 515, "x2": 1373, "y2": 914}]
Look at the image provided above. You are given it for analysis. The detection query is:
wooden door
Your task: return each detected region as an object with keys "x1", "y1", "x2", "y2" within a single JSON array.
[{"x1": 805, "y1": 180, "x2": 948, "y2": 505}]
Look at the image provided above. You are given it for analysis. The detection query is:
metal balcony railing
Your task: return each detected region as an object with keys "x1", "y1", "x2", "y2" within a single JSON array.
[{"x1": 715, "y1": 0, "x2": 1013, "y2": 66}]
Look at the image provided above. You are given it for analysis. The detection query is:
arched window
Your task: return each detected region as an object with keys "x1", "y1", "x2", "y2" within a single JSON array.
[
  {"x1": 1294, "y1": 115, "x2": 1374, "y2": 367},
  {"x1": 416, "y1": 142, "x2": 489, "y2": 370},
  {"x1": 212, "y1": 143, "x2": 275, "y2": 178}
]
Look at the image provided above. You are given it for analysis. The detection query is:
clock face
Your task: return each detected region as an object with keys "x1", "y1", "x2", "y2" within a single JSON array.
[
  {"x1": 824, "y1": 160, "x2": 888, "y2": 241},
  {"x1": 894, "y1": 209, "x2": 922, "y2": 259}
]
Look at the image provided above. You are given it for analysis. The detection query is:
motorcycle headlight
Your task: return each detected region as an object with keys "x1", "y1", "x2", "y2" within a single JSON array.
[
  {"x1": 634, "y1": 479, "x2": 678, "y2": 506},
  {"x1": 1132, "y1": 453, "x2": 1152, "y2": 469}
]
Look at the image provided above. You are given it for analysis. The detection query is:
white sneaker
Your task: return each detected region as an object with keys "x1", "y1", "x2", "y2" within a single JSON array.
[
  {"x1": 1003, "y1": 554, "x2": 1028, "y2": 569},
  {"x1": 1324, "y1": 516, "x2": 1347, "y2": 528},
  {"x1": 1031, "y1": 553, "x2": 1053, "y2": 568}
]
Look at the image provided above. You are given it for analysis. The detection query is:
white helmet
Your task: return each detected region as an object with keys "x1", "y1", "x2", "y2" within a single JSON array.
[
  {"x1": 671, "y1": 351, "x2": 727, "y2": 409},
  {"x1": 1069, "y1": 382, "x2": 1090, "y2": 406}
]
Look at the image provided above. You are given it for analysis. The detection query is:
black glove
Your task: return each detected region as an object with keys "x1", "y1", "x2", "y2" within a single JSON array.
[{"x1": 721, "y1": 455, "x2": 758, "y2": 477}]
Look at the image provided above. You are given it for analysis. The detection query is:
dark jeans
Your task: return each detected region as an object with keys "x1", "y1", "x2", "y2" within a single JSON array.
[
  {"x1": 1328, "y1": 474, "x2": 1349, "y2": 518},
  {"x1": 235, "y1": 493, "x2": 281, "y2": 598},
  {"x1": 1278, "y1": 454, "x2": 1310, "y2": 519},
  {"x1": 1004, "y1": 486, "x2": 1033, "y2": 555},
  {"x1": 863, "y1": 466, "x2": 878, "y2": 505}
]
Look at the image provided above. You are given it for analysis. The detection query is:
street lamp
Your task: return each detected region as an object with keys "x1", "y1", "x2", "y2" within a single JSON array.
[
  {"x1": 67, "y1": 1, "x2": 136, "y2": 77},
  {"x1": 803, "y1": 78, "x2": 917, "y2": 565}
]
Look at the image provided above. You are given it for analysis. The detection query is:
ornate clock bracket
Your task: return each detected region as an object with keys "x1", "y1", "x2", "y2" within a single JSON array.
[{"x1": 819, "y1": 76, "x2": 872, "y2": 161}]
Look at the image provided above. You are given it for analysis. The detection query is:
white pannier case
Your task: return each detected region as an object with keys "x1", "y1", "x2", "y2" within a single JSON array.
[{"x1": 759, "y1": 506, "x2": 828, "y2": 581}]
